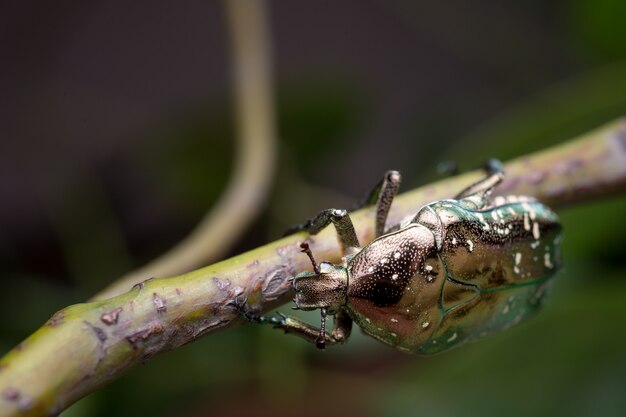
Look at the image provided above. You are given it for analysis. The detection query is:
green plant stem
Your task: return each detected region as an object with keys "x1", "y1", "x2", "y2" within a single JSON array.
[{"x1": 1, "y1": 119, "x2": 626, "y2": 416}]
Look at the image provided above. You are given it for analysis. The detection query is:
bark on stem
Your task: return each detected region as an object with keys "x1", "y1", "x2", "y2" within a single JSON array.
[{"x1": 1, "y1": 119, "x2": 626, "y2": 416}]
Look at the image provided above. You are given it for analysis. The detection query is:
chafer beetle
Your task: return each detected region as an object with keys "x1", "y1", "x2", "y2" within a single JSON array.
[{"x1": 251, "y1": 161, "x2": 562, "y2": 354}]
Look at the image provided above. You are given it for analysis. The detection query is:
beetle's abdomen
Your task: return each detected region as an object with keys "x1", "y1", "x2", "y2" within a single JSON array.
[
  {"x1": 435, "y1": 198, "x2": 562, "y2": 289},
  {"x1": 418, "y1": 197, "x2": 562, "y2": 354}
]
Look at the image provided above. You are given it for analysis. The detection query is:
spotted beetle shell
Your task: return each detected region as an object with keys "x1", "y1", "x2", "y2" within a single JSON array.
[{"x1": 345, "y1": 196, "x2": 562, "y2": 354}]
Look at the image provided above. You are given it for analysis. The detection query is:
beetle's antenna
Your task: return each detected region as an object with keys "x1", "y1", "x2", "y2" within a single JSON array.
[
  {"x1": 316, "y1": 308, "x2": 327, "y2": 350},
  {"x1": 300, "y1": 242, "x2": 320, "y2": 274}
]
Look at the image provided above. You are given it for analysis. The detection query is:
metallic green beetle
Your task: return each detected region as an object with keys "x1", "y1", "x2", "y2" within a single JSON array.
[{"x1": 257, "y1": 161, "x2": 562, "y2": 354}]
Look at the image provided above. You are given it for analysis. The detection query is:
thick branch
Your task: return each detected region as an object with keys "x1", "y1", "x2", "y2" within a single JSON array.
[{"x1": 1, "y1": 119, "x2": 626, "y2": 416}]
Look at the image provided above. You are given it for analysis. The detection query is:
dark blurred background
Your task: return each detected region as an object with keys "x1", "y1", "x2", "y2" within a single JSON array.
[{"x1": 2, "y1": 1, "x2": 626, "y2": 416}]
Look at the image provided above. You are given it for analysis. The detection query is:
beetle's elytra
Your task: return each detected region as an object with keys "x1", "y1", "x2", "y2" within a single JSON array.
[{"x1": 247, "y1": 161, "x2": 562, "y2": 354}]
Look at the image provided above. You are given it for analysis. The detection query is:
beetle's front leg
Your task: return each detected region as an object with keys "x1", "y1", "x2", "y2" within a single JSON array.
[
  {"x1": 284, "y1": 208, "x2": 360, "y2": 256},
  {"x1": 267, "y1": 308, "x2": 353, "y2": 350}
]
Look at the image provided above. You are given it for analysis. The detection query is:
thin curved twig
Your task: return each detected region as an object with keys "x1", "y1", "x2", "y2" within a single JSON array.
[
  {"x1": 1, "y1": 119, "x2": 625, "y2": 416},
  {"x1": 93, "y1": 0, "x2": 277, "y2": 301}
]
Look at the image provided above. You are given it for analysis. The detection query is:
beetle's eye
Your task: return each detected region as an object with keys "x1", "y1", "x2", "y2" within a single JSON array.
[{"x1": 319, "y1": 262, "x2": 332, "y2": 272}]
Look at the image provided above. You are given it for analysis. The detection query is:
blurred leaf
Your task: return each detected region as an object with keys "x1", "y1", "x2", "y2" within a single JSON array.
[
  {"x1": 142, "y1": 104, "x2": 235, "y2": 213},
  {"x1": 444, "y1": 61, "x2": 626, "y2": 168},
  {"x1": 45, "y1": 172, "x2": 133, "y2": 291},
  {"x1": 559, "y1": 198, "x2": 626, "y2": 268},
  {"x1": 569, "y1": 0, "x2": 626, "y2": 60},
  {"x1": 0, "y1": 275, "x2": 82, "y2": 353},
  {"x1": 278, "y1": 81, "x2": 365, "y2": 174}
]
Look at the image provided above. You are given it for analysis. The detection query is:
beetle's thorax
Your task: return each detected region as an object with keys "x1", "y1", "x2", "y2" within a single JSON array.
[
  {"x1": 346, "y1": 224, "x2": 440, "y2": 307},
  {"x1": 292, "y1": 263, "x2": 348, "y2": 313}
]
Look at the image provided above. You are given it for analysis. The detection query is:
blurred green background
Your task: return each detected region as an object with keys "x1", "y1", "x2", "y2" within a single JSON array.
[{"x1": 2, "y1": 1, "x2": 626, "y2": 416}]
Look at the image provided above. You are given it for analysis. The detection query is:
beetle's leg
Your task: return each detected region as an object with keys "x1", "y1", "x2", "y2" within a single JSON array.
[
  {"x1": 454, "y1": 159, "x2": 504, "y2": 209},
  {"x1": 362, "y1": 170, "x2": 402, "y2": 237},
  {"x1": 284, "y1": 208, "x2": 360, "y2": 256},
  {"x1": 234, "y1": 295, "x2": 272, "y2": 324},
  {"x1": 266, "y1": 308, "x2": 353, "y2": 349},
  {"x1": 329, "y1": 308, "x2": 353, "y2": 344}
]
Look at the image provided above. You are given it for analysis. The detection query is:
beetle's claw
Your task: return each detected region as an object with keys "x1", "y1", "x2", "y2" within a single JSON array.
[
  {"x1": 288, "y1": 276, "x2": 298, "y2": 289},
  {"x1": 233, "y1": 295, "x2": 264, "y2": 323},
  {"x1": 315, "y1": 337, "x2": 326, "y2": 350},
  {"x1": 232, "y1": 294, "x2": 245, "y2": 311},
  {"x1": 234, "y1": 294, "x2": 288, "y2": 326}
]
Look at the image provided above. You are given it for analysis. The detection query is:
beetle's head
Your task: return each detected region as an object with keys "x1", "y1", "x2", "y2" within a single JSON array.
[
  {"x1": 291, "y1": 243, "x2": 348, "y2": 313},
  {"x1": 292, "y1": 263, "x2": 348, "y2": 313}
]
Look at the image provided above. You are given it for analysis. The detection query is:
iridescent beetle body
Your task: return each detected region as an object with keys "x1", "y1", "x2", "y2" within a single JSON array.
[
  {"x1": 347, "y1": 196, "x2": 561, "y2": 353},
  {"x1": 246, "y1": 161, "x2": 562, "y2": 353}
]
